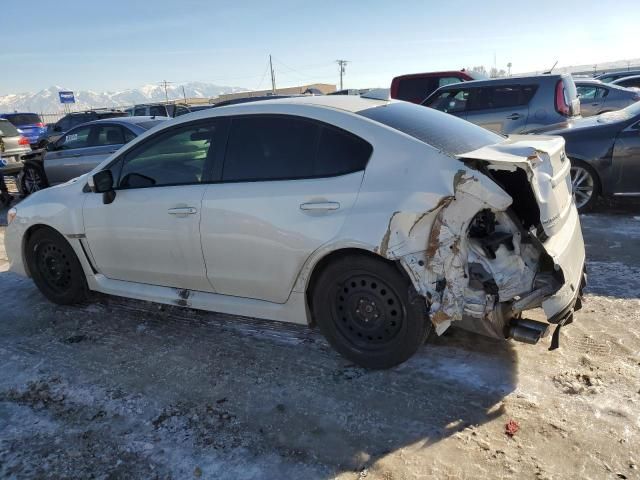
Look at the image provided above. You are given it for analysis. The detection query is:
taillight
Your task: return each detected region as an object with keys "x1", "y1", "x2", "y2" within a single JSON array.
[
  {"x1": 18, "y1": 136, "x2": 29, "y2": 145},
  {"x1": 35, "y1": 122, "x2": 44, "y2": 128},
  {"x1": 555, "y1": 80, "x2": 570, "y2": 116}
]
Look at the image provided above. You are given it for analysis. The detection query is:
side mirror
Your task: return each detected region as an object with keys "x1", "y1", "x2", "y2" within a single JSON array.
[{"x1": 90, "y1": 169, "x2": 116, "y2": 204}]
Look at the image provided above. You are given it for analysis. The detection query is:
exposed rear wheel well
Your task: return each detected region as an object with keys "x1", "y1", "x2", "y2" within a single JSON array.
[{"x1": 305, "y1": 248, "x2": 413, "y2": 327}]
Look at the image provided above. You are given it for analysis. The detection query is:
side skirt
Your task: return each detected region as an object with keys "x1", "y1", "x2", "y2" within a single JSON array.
[{"x1": 86, "y1": 273, "x2": 310, "y2": 326}]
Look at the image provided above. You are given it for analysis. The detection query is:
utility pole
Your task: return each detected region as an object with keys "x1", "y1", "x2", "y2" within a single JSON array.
[
  {"x1": 182, "y1": 85, "x2": 187, "y2": 103},
  {"x1": 269, "y1": 55, "x2": 276, "y2": 95},
  {"x1": 336, "y1": 60, "x2": 348, "y2": 90},
  {"x1": 507, "y1": 62, "x2": 512, "y2": 77},
  {"x1": 159, "y1": 80, "x2": 173, "y2": 104}
]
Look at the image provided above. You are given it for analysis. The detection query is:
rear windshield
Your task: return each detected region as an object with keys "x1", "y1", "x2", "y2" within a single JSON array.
[
  {"x1": 3, "y1": 113, "x2": 41, "y2": 126},
  {"x1": 358, "y1": 101, "x2": 503, "y2": 155},
  {"x1": 0, "y1": 119, "x2": 20, "y2": 137}
]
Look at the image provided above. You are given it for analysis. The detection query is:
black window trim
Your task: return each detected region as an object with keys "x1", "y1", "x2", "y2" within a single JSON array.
[
  {"x1": 92, "y1": 113, "x2": 372, "y2": 192},
  {"x1": 219, "y1": 113, "x2": 373, "y2": 184}
]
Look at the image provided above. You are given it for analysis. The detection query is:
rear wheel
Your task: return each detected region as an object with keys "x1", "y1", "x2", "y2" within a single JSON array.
[
  {"x1": 26, "y1": 228, "x2": 88, "y2": 305},
  {"x1": 21, "y1": 162, "x2": 48, "y2": 195},
  {"x1": 311, "y1": 255, "x2": 431, "y2": 369},
  {"x1": 570, "y1": 161, "x2": 599, "y2": 212}
]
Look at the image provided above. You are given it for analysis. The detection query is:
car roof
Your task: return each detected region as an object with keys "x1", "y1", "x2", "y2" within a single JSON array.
[
  {"x1": 210, "y1": 94, "x2": 390, "y2": 114},
  {"x1": 83, "y1": 116, "x2": 167, "y2": 126},
  {"x1": 435, "y1": 73, "x2": 566, "y2": 89}
]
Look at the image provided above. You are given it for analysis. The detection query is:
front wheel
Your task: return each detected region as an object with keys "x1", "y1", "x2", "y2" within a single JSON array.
[
  {"x1": 311, "y1": 255, "x2": 431, "y2": 369},
  {"x1": 21, "y1": 162, "x2": 48, "y2": 196},
  {"x1": 26, "y1": 228, "x2": 88, "y2": 305},
  {"x1": 570, "y1": 161, "x2": 599, "y2": 212}
]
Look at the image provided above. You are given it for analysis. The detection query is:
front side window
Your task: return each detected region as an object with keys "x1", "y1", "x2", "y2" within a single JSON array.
[
  {"x1": 134, "y1": 107, "x2": 147, "y2": 116},
  {"x1": 149, "y1": 106, "x2": 167, "y2": 116},
  {"x1": 425, "y1": 89, "x2": 469, "y2": 113},
  {"x1": 577, "y1": 86, "x2": 597, "y2": 100},
  {"x1": 222, "y1": 116, "x2": 318, "y2": 181},
  {"x1": 57, "y1": 125, "x2": 93, "y2": 150},
  {"x1": 118, "y1": 122, "x2": 217, "y2": 188}
]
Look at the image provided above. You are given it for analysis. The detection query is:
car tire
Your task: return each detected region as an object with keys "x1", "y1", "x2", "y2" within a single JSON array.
[
  {"x1": 26, "y1": 228, "x2": 88, "y2": 305},
  {"x1": 21, "y1": 162, "x2": 48, "y2": 195},
  {"x1": 311, "y1": 254, "x2": 431, "y2": 369},
  {"x1": 570, "y1": 159, "x2": 600, "y2": 213}
]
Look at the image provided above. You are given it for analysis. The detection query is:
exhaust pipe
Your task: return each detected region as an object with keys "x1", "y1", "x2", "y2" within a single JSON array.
[{"x1": 508, "y1": 318, "x2": 550, "y2": 345}]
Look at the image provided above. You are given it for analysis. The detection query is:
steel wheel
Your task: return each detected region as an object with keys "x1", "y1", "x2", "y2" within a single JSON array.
[
  {"x1": 334, "y1": 273, "x2": 405, "y2": 351},
  {"x1": 23, "y1": 165, "x2": 44, "y2": 194},
  {"x1": 35, "y1": 241, "x2": 73, "y2": 294},
  {"x1": 570, "y1": 165, "x2": 595, "y2": 210}
]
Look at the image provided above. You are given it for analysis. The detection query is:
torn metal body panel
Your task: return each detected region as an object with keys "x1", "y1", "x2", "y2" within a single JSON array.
[{"x1": 383, "y1": 136, "x2": 585, "y2": 342}]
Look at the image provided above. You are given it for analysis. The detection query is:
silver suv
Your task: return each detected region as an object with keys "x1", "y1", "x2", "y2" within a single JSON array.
[{"x1": 423, "y1": 74, "x2": 580, "y2": 134}]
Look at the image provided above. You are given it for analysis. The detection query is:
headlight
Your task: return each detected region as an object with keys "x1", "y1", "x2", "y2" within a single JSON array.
[{"x1": 7, "y1": 207, "x2": 17, "y2": 225}]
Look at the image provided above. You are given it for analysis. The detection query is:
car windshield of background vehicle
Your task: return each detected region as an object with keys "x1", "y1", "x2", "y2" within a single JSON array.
[
  {"x1": 358, "y1": 101, "x2": 503, "y2": 155},
  {"x1": 0, "y1": 120, "x2": 20, "y2": 137},
  {"x1": 4, "y1": 114, "x2": 41, "y2": 126}
]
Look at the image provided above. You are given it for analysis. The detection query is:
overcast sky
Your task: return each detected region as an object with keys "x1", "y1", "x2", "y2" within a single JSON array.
[{"x1": 1, "y1": 0, "x2": 638, "y2": 95}]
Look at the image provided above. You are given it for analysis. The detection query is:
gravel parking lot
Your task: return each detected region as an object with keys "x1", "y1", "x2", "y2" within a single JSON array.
[{"x1": 1, "y1": 203, "x2": 639, "y2": 480}]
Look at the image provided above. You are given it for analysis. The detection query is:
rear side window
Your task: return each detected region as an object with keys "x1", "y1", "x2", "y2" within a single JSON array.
[
  {"x1": 134, "y1": 107, "x2": 147, "y2": 116},
  {"x1": 315, "y1": 127, "x2": 372, "y2": 177},
  {"x1": 223, "y1": 116, "x2": 318, "y2": 181},
  {"x1": 222, "y1": 116, "x2": 371, "y2": 182},
  {"x1": 93, "y1": 125, "x2": 127, "y2": 146},
  {"x1": 468, "y1": 85, "x2": 537, "y2": 110},
  {"x1": 3, "y1": 114, "x2": 42, "y2": 126},
  {"x1": 149, "y1": 106, "x2": 167, "y2": 116},
  {"x1": 359, "y1": 102, "x2": 503, "y2": 155}
]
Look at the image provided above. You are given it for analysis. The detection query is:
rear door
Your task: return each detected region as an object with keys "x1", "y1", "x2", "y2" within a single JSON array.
[
  {"x1": 611, "y1": 120, "x2": 640, "y2": 194},
  {"x1": 577, "y1": 85, "x2": 609, "y2": 116},
  {"x1": 200, "y1": 114, "x2": 371, "y2": 303},
  {"x1": 465, "y1": 85, "x2": 533, "y2": 134}
]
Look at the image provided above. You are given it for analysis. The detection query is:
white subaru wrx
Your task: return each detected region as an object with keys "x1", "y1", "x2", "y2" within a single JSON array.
[{"x1": 5, "y1": 96, "x2": 586, "y2": 369}]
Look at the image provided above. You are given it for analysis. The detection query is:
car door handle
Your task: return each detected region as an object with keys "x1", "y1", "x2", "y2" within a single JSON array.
[
  {"x1": 300, "y1": 201, "x2": 340, "y2": 211},
  {"x1": 168, "y1": 207, "x2": 197, "y2": 215},
  {"x1": 506, "y1": 113, "x2": 522, "y2": 120}
]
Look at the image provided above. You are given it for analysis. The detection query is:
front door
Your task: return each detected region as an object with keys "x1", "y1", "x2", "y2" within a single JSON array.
[
  {"x1": 200, "y1": 115, "x2": 371, "y2": 304},
  {"x1": 83, "y1": 120, "x2": 223, "y2": 291}
]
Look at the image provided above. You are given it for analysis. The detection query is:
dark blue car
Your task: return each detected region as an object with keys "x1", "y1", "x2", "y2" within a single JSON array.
[{"x1": 0, "y1": 112, "x2": 47, "y2": 148}]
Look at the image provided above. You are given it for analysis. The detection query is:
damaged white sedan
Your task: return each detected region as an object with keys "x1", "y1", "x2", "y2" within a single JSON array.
[{"x1": 4, "y1": 95, "x2": 585, "y2": 369}]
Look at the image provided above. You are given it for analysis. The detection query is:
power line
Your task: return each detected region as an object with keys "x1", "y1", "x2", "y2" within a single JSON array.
[{"x1": 336, "y1": 60, "x2": 348, "y2": 90}]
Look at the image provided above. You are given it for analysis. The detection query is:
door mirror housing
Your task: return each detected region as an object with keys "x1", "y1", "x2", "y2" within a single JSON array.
[{"x1": 91, "y1": 169, "x2": 114, "y2": 193}]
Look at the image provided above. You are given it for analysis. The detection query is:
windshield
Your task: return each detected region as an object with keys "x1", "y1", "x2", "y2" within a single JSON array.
[{"x1": 358, "y1": 101, "x2": 503, "y2": 156}]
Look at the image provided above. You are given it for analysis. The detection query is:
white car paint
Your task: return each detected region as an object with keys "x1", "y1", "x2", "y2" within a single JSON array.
[{"x1": 4, "y1": 96, "x2": 585, "y2": 342}]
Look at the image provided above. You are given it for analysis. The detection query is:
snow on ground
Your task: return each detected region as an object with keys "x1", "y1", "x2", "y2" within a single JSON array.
[{"x1": 0, "y1": 208, "x2": 639, "y2": 479}]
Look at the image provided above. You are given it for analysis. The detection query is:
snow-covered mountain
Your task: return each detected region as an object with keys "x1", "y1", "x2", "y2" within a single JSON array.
[{"x1": 0, "y1": 83, "x2": 247, "y2": 113}]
